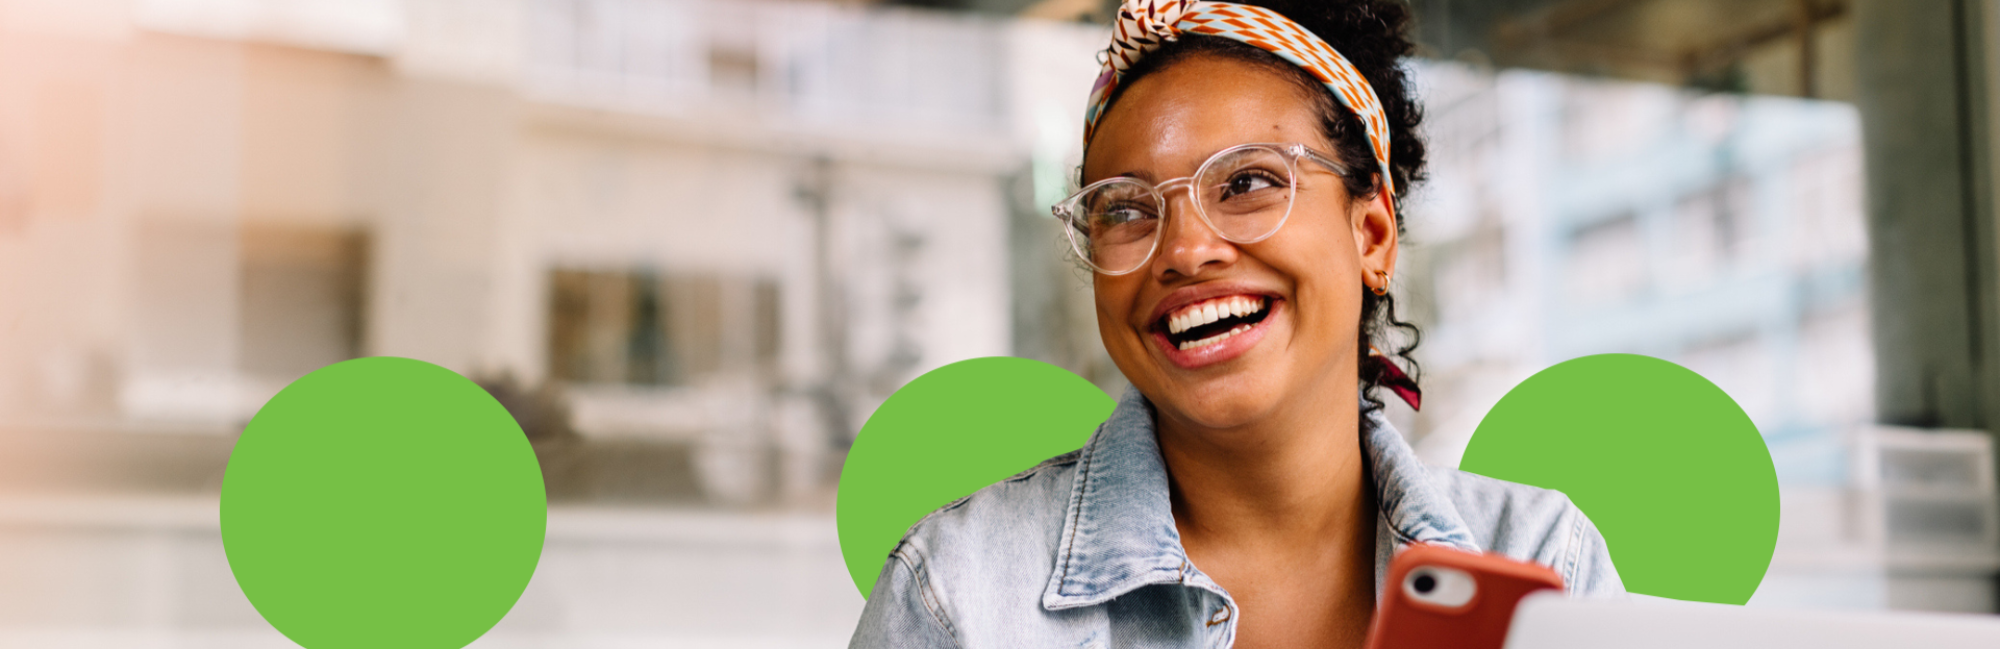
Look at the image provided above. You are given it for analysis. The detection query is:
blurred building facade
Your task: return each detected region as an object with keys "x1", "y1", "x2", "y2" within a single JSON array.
[
  {"x1": 0, "y1": 0, "x2": 1106, "y2": 645},
  {"x1": 0, "y1": 0, "x2": 1116, "y2": 504},
  {"x1": 3, "y1": 0, "x2": 1997, "y2": 645},
  {"x1": 1405, "y1": 63, "x2": 1999, "y2": 612},
  {"x1": 1405, "y1": 66, "x2": 1870, "y2": 483}
]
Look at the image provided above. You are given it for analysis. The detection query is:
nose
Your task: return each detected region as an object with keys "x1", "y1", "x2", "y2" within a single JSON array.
[{"x1": 1151, "y1": 183, "x2": 1238, "y2": 279}]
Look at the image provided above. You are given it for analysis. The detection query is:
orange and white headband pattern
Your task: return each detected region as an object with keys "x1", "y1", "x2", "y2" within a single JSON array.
[{"x1": 1083, "y1": 0, "x2": 1396, "y2": 195}]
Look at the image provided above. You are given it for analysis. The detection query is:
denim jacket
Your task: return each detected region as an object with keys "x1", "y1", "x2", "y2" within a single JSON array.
[{"x1": 849, "y1": 387, "x2": 1625, "y2": 648}]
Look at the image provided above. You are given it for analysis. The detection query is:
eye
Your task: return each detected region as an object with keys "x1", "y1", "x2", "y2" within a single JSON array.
[
  {"x1": 1093, "y1": 201, "x2": 1158, "y2": 226},
  {"x1": 1220, "y1": 170, "x2": 1285, "y2": 200}
]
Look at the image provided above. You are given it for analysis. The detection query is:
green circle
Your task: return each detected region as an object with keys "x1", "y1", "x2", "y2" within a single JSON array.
[
  {"x1": 222, "y1": 357, "x2": 547, "y2": 648},
  {"x1": 1460, "y1": 353, "x2": 1777, "y2": 604},
  {"x1": 837, "y1": 356, "x2": 1115, "y2": 597}
]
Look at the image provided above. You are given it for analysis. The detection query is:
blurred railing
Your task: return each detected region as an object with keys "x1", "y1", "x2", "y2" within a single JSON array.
[
  {"x1": 139, "y1": 0, "x2": 1016, "y2": 134},
  {"x1": 521, "y1": 0, "x2": 1006, "y2": 134},
  {"x1": 0, "y1": 494, "x2": 858, "y2": 647}
]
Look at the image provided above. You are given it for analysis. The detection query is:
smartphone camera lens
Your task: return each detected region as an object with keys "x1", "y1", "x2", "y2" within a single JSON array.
[{"x1": 1403, "y1": 566, "x2": 1476, "y2": 608}]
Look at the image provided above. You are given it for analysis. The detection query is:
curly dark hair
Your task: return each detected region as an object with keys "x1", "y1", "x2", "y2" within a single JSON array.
[{"x1": 1085, "y1": 0, "x2": 1427, "y2": 413}]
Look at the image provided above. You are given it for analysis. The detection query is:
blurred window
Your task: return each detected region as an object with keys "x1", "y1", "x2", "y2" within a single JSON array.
[
  {"x1": 238, "y1": 224, "x2": 368, "y2": 378},
  {"x1": 1794, "y1": 299, "x2": 1873, "y2": 426},
  {"x1": 1564, "y1": 214, "x2": 1647, "y2": 307},
  {"x1": 548, "y1": 269, "x2": 778, "y2": 386},
  {"x1": 1787, "y1": 146, "x2": 1867, "y2": 270},
  {"x1": 1680, "y1": 332, "x2": 1776, "y2": 426},
  {"x1": 1432, "y1": 220, "x2": 1507, "y2": 327},
  {"x1": 524, "y1": 0, "x2": 1003, "y2": 132},
  {"x1": 1664, "y1": 176, "x2": 1752, "y2": 289}
]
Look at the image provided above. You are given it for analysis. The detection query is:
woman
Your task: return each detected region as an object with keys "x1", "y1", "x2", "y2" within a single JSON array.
[{"x1": 851, "y1": 1, "x2": 1623, "y2": 647}]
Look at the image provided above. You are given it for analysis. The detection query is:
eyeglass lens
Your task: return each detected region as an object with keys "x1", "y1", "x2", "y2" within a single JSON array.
[{"x1": 1070, "y1": 146, "x2": 1296, "y2": 274}]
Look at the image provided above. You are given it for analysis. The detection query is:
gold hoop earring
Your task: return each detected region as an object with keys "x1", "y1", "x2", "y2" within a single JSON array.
[{"x1": 1371, "y1": 270, "x2": 1389, "y2": 296}]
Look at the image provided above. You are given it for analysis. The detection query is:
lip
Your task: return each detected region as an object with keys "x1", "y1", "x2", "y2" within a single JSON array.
[
  {"x1": 1151, "y1": 296, "x2": 1282, "y2": 370},
  {"x1": 1143, "y1": 282, "x2": 1285, "y2": 371},
  {"x1": 1147, "y1": 282, "x2": 1284, "y2": 325}
]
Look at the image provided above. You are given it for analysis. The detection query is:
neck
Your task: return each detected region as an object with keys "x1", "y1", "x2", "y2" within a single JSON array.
[{"x1": 1158, "y1": 377, "x2": 1375, "y2": 556}]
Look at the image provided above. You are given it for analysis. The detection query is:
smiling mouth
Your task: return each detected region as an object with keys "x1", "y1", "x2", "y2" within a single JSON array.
[{"x1": 1158, "y1": 295, "x2": 1274, "y2": 351}]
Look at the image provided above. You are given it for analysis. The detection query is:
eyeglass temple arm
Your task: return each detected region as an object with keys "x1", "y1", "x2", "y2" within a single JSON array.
[{"x1": 1290, "y1": 143, "x2": 1352, "y2": 178}]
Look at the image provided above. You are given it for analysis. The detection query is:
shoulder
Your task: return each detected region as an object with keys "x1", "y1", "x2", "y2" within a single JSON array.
[
  {"x1": 890, "y1": 447, "x2": 1082, "y2": 595},
  {"x1": 901, "y1": 448, "x2": 1082, "y2": 556},
  {"x1": 1430, "y1": 467, "x2": 1578, "y2": 539},
  {"x1": 1428, "y1": 467, "x2": 1627, "y2": 597},
  {"x1": 851, "y1": 449, "x2": 1084, "y2": 646}
]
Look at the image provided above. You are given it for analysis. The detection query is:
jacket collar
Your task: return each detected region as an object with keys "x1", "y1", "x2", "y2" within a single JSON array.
[{"x1": 1041, "y1": 386, "x2": 1479, "y2": 611}]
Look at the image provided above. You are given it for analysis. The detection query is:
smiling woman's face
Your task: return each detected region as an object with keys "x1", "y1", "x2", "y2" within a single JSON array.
[{"x1": 1083, "y1": 54, "x2": 1399, "y2": 432}]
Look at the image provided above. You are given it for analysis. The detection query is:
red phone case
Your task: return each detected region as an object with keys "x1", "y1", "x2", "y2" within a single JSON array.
[{"x1": 1363, "y1": 543, "x2": 1566, "y2": 649}]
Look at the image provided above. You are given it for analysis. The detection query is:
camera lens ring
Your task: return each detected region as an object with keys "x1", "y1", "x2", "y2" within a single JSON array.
[{"x1": 1402, "y1": 565, "x2": 1477, "y2": 608}]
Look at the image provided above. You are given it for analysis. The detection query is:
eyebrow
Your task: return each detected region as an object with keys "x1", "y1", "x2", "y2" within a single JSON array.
[{"x1": 1081, "y1": 168, "x2": 1154, "y2": 186}]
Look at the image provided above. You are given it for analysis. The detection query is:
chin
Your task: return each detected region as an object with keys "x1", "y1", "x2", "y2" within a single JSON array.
[{"x1": 1151, "y1": 369, "x2": 1290, "y2": 432}]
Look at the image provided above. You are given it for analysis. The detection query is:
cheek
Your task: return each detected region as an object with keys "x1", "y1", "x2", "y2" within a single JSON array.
[
  {"x1": 1092, "y1": 277, "x2": 1139, "y2": 331},
  {"x1": 1277, "y1": 219, "x2": 1360, "y2": 284},
  {"x1": 1267, "y1": 216, "x2": 1363, "y2": 332}
]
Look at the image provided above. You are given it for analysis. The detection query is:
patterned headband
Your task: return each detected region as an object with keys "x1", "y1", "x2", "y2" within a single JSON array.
[{"x1": 1083, "y1": 0, "x2": 1396, "y2": 195}]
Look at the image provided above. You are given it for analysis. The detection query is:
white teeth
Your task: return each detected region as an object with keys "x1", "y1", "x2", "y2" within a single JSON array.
[
  {"x1": 1176, "y1": 323, "x2": 1254, "y2": 351},
  {"x1": 1165, "y1": 296, "x2": 1267, "y2": 335}
]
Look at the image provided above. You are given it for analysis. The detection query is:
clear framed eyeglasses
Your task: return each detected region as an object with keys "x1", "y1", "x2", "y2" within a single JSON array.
[{"x1": 1051, "y1": 142, "x2": 1350, "y2": 275}]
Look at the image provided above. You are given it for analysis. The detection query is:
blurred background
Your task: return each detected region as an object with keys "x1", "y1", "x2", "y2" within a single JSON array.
[{"x1": 0, "y1": 0, "x2": 1996, "y2": 645}]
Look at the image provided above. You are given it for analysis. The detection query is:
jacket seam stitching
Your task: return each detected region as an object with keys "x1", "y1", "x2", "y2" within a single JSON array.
[
  {"x1": 915, "y1": 453, "x2": 1086, "y2": 532},
  {"x1": 1006, "y1": 451, "x2": 1083, "y2": 483},
  {"x1": 897, "y1": 545, "x2": 965, "y2": 647},
  {"x1": 1563, "y1": 506, "x2": 1585, "y2": 590},
  {"x1": 1386, "y1": 521, "x2": 1421, "y2": 546},
  {"x1": 1054, "y1": 425, "x2": 1103, "y2": 595}
]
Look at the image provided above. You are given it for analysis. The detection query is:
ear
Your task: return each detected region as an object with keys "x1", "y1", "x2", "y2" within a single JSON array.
[{"x1": 1350, "y1": 176, "x2": 1399, "y2": 290}]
